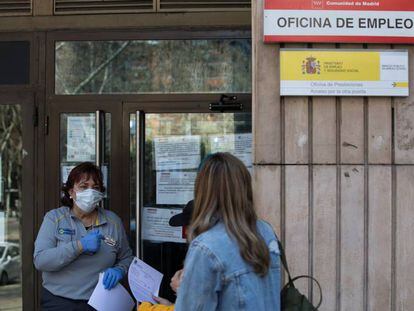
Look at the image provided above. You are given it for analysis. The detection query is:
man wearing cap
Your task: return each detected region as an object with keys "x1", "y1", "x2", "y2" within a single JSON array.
[{"x1": 168, "y1": 200, "x2": 193, "y2": 232}]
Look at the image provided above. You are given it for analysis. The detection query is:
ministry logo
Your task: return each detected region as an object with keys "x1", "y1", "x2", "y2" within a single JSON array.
[{"x1": 302, "y1": 56, "x2": 321, "y2": 75}]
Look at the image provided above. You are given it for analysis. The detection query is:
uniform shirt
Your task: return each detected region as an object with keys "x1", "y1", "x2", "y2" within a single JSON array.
[
  {"x1": 34, "y1": 206, "x2": 133, "y2": 300},
  {"x1": 175, "y1": 220, "x2": 281, "y2": 311}
]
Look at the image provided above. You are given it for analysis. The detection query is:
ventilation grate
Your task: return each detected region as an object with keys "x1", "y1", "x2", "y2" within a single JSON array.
[
  {"x1": 0, "y1": 0, "x2": 32, "y2": 16},
  {"x1": 54, "y1": 0, "x2": 154, "y2": 15},
  {"x1": 158, "y1": 0, "x2": 250, "y2": 12}
]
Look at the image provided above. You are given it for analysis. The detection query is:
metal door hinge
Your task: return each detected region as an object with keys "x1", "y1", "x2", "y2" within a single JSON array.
[
  {"x1": 33, "y1": 107, "x2": 39, "y2": 127},
  {"x1": 44, "y1": 116, "x2": 49, "y2": 136}
]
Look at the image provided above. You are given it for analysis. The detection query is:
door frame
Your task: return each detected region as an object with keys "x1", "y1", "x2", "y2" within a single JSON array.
[
  {"x1": 45, "y1": 94, "x2": 251, "y2": 232},
  {"x1": 45, "y1": 100, "x2": 124, "y2": 223},
  {"x1": 45, "y1": 28, "x2": 252, "y2": 231}
]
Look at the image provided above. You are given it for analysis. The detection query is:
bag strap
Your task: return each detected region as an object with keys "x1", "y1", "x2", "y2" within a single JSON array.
[
  {"x1": 284, "y1": 275, "x2": 323, "y2": 309},
  {"x1": 277, "y1": 239, "x2": 294, "y2": 284},
  {"x1": 276, "y1": 238, "x2": 323, "y2": 309}
]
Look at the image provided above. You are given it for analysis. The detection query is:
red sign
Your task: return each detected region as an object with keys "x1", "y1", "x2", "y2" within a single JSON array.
[{"x1": 264, "y1": 0, "x2": 414, "y2": 43}]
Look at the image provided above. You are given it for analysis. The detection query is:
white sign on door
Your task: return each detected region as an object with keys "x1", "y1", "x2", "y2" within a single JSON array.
[
  {"x1": 209, "y1": 133, "x2": 253, "y2": 168},
  {"x1": 142, "y1": 207, "x2": 186, "y2": 243},
  {"x1": 156, "y1": 171, "x2": 196, "y2": 205},
  {"x1": 66, "y1": 116, "x2": 96, "y2": 162},
  {"x1": 154, "y1": 135, "x2": 200, "y2": 171}
]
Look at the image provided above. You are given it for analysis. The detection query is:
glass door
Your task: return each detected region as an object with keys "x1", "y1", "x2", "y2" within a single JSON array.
[
  {"x1": 127, "y1": 102, "x2": 252, "y2": 301},
  {"x1": 45, "y1": 102, "x2": 123, "y2": 221},
  {"x1": 0, "y1": 93, "x2": 35, "y2": 310},
  {"x1": 46, "y1": 98, "x2": 251, "y2": 303},
  {"x1": 59, "y1": 111, "x2": 111, "y2": 208}
]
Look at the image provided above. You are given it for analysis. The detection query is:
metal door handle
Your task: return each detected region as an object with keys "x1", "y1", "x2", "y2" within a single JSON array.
[
  {"x1": 136, "y1": 111, "x2": 144, "y2": 258},
  {"x1": 95, "y1": 110, "x2": 105, "y2": 167}
]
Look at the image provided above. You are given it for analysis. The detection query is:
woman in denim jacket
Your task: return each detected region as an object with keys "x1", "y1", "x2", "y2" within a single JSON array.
[{"x1": 175, "y1": 152, "x2": 281, "y2": 311}]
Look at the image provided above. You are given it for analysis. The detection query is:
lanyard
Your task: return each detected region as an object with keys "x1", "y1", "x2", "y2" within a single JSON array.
[{"x1": 68, "y1": 209, "x2": 117, "y2": 247}]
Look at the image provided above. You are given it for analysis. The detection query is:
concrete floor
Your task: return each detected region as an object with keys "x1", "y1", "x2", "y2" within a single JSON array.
[
  {"x1": 0, "y1": 282, "x2": 22, "y2": 311},
  {"x1": 0, "y1": 216, "x2": 22, "y2": 311}
]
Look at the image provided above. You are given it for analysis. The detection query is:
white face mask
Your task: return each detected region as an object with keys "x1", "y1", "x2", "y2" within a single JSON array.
[{"x1": 74, "y1": 189, "x2": 104, "y2": 214}]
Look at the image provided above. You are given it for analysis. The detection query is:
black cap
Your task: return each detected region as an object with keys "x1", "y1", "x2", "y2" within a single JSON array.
[{"x1": 169, "y1": 200, "x2": 193, "y2": 227}]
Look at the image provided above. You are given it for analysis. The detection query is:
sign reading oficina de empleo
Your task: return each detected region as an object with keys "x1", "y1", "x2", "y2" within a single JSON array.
[
  {"x1": 280, "y1": 50, "x2": 409, "y2": 96},
  {"x1": 264, "y1": 0, "x2": 414, "y2": 43}
]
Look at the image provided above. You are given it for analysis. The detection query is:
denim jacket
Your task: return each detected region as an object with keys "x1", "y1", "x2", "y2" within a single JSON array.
[{"x1": 175, "y1": 220, "x2": 281, "y2": 311}]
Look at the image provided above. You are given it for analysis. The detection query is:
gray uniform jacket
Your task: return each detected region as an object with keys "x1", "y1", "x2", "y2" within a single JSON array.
[{"x1": 34, "y1": 206, "x2": 133, "y2": 300}]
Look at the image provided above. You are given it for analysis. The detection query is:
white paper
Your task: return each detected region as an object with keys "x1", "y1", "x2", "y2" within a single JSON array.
[
  {"x1": 61, "y1": 165, "x2": 108, "y2": 188},
  {"x1": 233, "y1": 134, "x2": 253, "y2": 168},
  {"x1": 128, "y1": 257, "x2": 164, "y2": 304},
  {"x1": 142, "y1": 207, "x2": 186, "y2": 243},
  {"x1": 154, "y1": 136, "x2": 201, "y2": 171},
  {"x1": 67, "y1": 116, "x2": 96, "y2": 162},
  {"x1": 88, "y1": 273, "x2": 135, "y2": 311},
  {"x1": 156, "y1": 171, "x2": 196, "y2": 205},
  {"x1": 101, "y1": 165, "x2": 108, "y2": 188},
  {"x1": 209, "y1": 133, "x2": 252, "y2": 168},
  {"x1": 61, "y1": 165, "x2": 75, "y2": 184}
]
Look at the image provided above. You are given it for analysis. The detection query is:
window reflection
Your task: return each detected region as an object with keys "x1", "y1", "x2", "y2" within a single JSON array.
[
  {"x1": 0, "y1": 105, "x2": 23, "y2": 310},
  {"x1": 55, "y1": 40, "x2": 251, "y2": 94}
]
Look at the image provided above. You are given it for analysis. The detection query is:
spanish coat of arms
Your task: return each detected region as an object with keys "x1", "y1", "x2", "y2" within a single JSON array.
[{"x1": 302, "y1": 56, "x2": 321, "y2": 75}]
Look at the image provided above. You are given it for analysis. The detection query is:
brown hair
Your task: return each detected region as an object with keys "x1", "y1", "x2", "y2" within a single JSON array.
[
  {"x1": 189, "y1": 152, "x2": 270, "y2": 276},
  {"x1": 61, "y1": 162, "x2": 105, "y2": 207}
]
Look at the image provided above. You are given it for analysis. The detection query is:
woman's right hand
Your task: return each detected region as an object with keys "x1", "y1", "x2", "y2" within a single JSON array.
[{"x1": 79, "y1": 230, "x2": 103, "y2": 254}]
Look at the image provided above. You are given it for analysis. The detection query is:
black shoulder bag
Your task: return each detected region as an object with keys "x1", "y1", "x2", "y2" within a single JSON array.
[{"x1": 277, "y1": 240, "x2": 323, "y2": 311}]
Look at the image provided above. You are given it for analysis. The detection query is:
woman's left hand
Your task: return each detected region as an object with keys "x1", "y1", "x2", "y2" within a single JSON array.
[
  {"x1": 170, "y1": 269, "x2": 184, "y2": 293},
  {"x1": 102, "y1": 267, "x2": 123, "y2": 290}
]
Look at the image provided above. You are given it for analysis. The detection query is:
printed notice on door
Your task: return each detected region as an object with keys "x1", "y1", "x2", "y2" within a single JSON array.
[
  {"x1": 61, "y1": 165, "x2": 75, "y2": 184},
  {"x1": 154, "y1": 135, "x2": 201, "y2": 171},
  {"x1": 66, "y1": 116, "x2": 96, "y2": 162},
  {"x1": 142, "y1": 207, "x2": 186, "y2": 243},
  {"x1": 209, "y1": 134, "x2": 252, "y2": 168},
  {"x1": 156, "y1": 171, "x2": 196, "y2": 205},
  {"x1": 62, "y1": 165, "x2": 108, "y2": 189}
]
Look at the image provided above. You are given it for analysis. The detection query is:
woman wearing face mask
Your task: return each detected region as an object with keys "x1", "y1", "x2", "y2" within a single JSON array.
[{"x1": 34, "y1": 162, "x2": 133, "y2": 311}]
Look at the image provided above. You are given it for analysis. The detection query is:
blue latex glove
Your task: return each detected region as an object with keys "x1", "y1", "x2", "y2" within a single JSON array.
[
  {"x1": 80, "y1": 230, "x2": 103, "y2": 254},
  {"x1": 103, "y1": 267, "x2": 124, "y2": 290}
]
